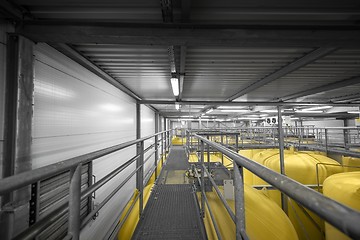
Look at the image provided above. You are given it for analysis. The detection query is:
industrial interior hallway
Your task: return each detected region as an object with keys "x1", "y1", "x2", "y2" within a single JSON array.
[{"x1": 131, "y1": 146, "x2": 207, "y2": 240}]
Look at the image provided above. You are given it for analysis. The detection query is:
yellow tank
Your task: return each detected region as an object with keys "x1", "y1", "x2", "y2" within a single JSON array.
[
  {"x1": 203, "y1": 184, "x2": 298, "y2": 240},
  {"x1": 323, "y1": 172, "x2": 360, "y2": 240},
  {"x1": 342, "y1": 156, "x2": 360, "y2": 172},
  {"x1": 243, "y1": 148, "x2": 342, "y2": 240}
]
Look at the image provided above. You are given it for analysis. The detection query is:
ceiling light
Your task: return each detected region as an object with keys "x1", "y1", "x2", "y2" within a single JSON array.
[
  {"x1": 237, "y1": 117, "x2": 264, "y2": 120},
  {"x1": 348, "y1": 111, "x2": 360, "y2": 114},
  {"x1": 206, "y1": 108, "x2": 214, "y2": 114},
  {"x1": 175, "y1": 102, "x2": 180, "y2": 110},
  {"x1": 218, "y1": 106, "x2": 246, "y2": 109},
  {"x1": 260, "y1": 110, "x2": 283, "y2": 113},
  {"x1": 295, "y1": 110, "x2": 323, "y2": 113},
  {"x1": 170, "y1": 78, "x2": 179, "y2": 96},
  {"x1": 220, "y1": 109, "x2": 249, "y2": 112},
  {"x1": 301, "y1": 106, "x2": 332, "y2": 111}
]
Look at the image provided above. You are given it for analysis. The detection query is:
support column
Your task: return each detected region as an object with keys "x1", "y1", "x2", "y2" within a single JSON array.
[
  {"x1": 0, "y1": 35, "x2": 34, "y2": 239},
  {"x1": 277, "y1": 106, "x2": 288, "y2": 214},
  {"x1": 136, "y1": 103, "x2": 144, "y2": 216},
  {"x1": 164, "y1": 118, "x2": 167, "y2": 153}
]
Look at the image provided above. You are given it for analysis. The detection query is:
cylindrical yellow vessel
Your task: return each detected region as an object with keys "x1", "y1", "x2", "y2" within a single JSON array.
[
  {"x1": 241, "y1": 149, "x2": 342, "y2": 240},
  {"x1": 323, "y1": 172, "x2": 360, "y2": 240}
]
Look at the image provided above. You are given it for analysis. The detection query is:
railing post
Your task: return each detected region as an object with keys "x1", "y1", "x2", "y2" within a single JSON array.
[
  {"x1": 234, "y1": 164, "x2": 246, "y2": 240},
  {"x1": 325, "y1": 128, "x2": 328, "y2": 155},
  {"x1": 207, "y1": 136, "x2": 211, "y2": 172},
  {"x1": 277, "y1": 105, "x2": 288, "y2": 214},
  {"x1": 235, "y1": 133, "x2": 239, "y2": 151},
  {"x1": 68, "y1": 164, "x2": 82, "y2": 240},
  {"x1": 221, "y1": 133, "x2": 224, "y2": 165},
  {"x1": 164, "y1": 131, "x2": 168, "y2": 154},
  {"x1": 200, "y1": 140, "x2": 205, "y2": 218},
  {"x1": 161, "y1": 132, "x2": 164, "y2": 165},
  {"x1": 136, "y1": 141, "x2": 144, "y2": 217},
  {"x1": 155, "y1": 134, "x2": 158, "y2": 180}
]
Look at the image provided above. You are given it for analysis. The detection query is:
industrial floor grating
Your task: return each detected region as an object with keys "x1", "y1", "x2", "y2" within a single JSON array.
[
  {"x1": 132, "y1": 184, "x2": 207, "y2": 240},
  {"x1": 163, "y1": 146, "x2": 189, "y2": 170},
  {"x1": 158, "y1": 146, "x2": 190, "y2": 184}
]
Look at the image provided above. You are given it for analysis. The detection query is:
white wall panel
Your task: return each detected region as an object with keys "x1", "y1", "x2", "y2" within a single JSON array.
[
  {"x1": 140, "y1": 105, "x2": 155, "y2": 178},
  {"x1": 32, "y1": 43, "x2": 137, "y2": 240}
]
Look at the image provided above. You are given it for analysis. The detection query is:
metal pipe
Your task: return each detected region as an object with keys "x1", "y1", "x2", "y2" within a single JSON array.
[
  {"x1": 68, "y1": 164, "x2": 82, "y2": 240},
  {"x1": 0, "y1": 130, "x2": 169, "y2": 195},
  {"x1": 193, "y1": 133, "x2": 360, "y2": 239},
  {"x1": 233, "y1": 165, "x2": 248, "y2": 240}
]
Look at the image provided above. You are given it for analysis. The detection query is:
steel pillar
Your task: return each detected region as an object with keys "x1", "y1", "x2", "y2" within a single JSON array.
[
  {"x1": 0, "y1": 35, "x2": 34, "y2": 239},
  {"x1": 68, "y1": 164, "x2": 82, "y2": 240}
]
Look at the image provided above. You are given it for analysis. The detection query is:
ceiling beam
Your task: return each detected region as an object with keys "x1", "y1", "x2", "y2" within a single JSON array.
[
  {"x1": 51, "y1": 43, "x2": 141, "y2": 101},
  {"x1": 279, "y1": 76, "x2": 360, "y2": 101},
  {"x1": 139, "y1": 100, "x2": 359, "y2": 107},
  {"x1": 331, "y1": 93, "x2": 360, "y2": 103},
  {"x1": 16, "y1": 22, "x2": 360, "y2": 47},
  {"x1": 181, "y1": 0, "x2": 192, "y2": 22},
  {"x1": 0, "y1": 0, "x2": 33, "y2": 22},
  {"x1": 227, "y1": 47, "x2": 337, "y2": 101}
]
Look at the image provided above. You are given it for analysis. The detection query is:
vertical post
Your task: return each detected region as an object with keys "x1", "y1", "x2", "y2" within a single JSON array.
[
  {"x1": 161, "y1": 132, "x2": 164, "y2": 165},
  {"x1": 164, "y1": 118, "x2": 167, "y2": 154},
  {"x1": 277, "y1": 106, "x2": 288, "y2": 214},
  {"x1": 206, "y1": 136, "x2": 210, "y2": 172},
  {"x1": 136, "y1": 141, "x2": 144, "y2": 217},
  {"x1": 68, "y1": 164, "x2": 82, "y2": 240},
  {"x1": 235, "y1": 133, "x2": 239, "y2": 151},
  {"x1": 343, "y1": 120, "x2": 349, "y2": 150},
  {"x1": 1, "y1": 35, "x2": 34, "y2": 239},
  {"x1": 136, "y1": 103, "x2": 144, "y2": 216},
  {"x1": 221, "y1": 133, "x2": 224, "y2": 165},
  {"x1": 234, "y1": 164, "x2": 246, "y2": 240},
  {"x1": 200, "y1": 140, "x2": 205, "y2": 218},
  {"x1": 325, "y1": 128, "x2": 328, "y2": 155},
  {"x1": 154, "y1": 113, "x2": 159, "y2": 180}
]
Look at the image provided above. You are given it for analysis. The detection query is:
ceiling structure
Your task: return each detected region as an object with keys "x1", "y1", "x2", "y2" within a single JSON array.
[{"x1": 1, "y1": 0, "x2": 360, "y2": 121}]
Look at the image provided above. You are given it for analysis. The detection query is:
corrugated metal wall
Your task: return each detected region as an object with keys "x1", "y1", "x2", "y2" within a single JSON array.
[{"x1": 31, "y1": 43, "x2": 154, "y2": 239}]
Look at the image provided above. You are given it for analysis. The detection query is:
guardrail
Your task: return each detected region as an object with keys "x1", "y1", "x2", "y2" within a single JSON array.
[
  {"x1": 190, "y1": 132, "x2": 360, "y2": 240},
  {"x1": 0, "y1": 130, "x2": 171, "y2": 240}
]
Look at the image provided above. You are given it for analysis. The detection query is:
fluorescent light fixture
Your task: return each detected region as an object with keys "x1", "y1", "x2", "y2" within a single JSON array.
[
  {"x1": 220, "y1": 109, "x2": 249, "y2": 112},
  {"x1": 175, "y1": 102, "x2": 180, "y2": 110},
  {"x1": 290, "y1": 117, "x2": 299, "y2": 120},
  {"x1": 237, "y1": 117, "x2": 264, "y2": 120},
  {"x1": 295, "y1": 110, "x2": 323, "y2": 113},
  {"x1": 348, "y1": 111, "x2": 360, "y2": 114},
  {"x1": 170, "y1": 78, "x2": 179, "y2": 96},
  {"x1": 218, "y1": 106, "x2": 246, "y2": 109},
  {"x1": 206, "y1": 108, "x2": 214, "y2": 114},
  {"x1": 260, "y1": 110, "x2": 283, "y2": 113},
  {"x1": 301, "y1": 106, "x2": 332, "y2": 111},
  {"x1": 260, "y1": 114, "x2": 269, "y2": 117}
]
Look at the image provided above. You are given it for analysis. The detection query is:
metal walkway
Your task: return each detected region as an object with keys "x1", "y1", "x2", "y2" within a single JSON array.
[{"x1": 132, "y1": 146, "x2": 207, "y2": 240}]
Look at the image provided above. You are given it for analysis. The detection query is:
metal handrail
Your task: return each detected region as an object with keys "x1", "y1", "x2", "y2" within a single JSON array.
[
  {"x1": 1, "y1": 129, "x2": 171, "y2": 240},
  {"x1": 0, "y1": 130, "x2": 169, "y2": 195},
  {"x1": 193, "y1": 133, "x2": 360, "y2": 239}
]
